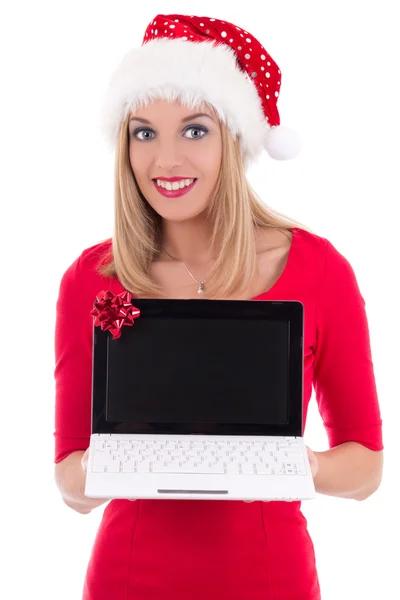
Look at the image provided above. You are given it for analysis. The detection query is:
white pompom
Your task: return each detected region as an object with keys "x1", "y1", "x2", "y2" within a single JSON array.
[{"x1": 263, "y1": 125, "x2": 302, "y2": 160}]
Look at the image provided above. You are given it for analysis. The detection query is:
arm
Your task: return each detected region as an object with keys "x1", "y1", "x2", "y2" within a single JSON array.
[
  {"x1": 313, "y1": 442, "x2": 383, "y2": 501},
  {"x1": 312, "y1": 238, "x2": 384, "y2": 500},
  {"x1": 54, "y1": 451, "x2": 109, "y2": 514},
  {"x1": 53, "y1": 254, "x2": 107, "y2": 514}
]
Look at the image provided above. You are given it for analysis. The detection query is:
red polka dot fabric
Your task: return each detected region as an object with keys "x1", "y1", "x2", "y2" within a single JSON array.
[{"x1": 142, "y1": 14, "x2": 281, "y2": 127}]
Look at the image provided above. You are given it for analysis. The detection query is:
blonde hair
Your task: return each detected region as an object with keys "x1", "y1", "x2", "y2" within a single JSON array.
[{"x1": 97, "y1": 102, "x2": 311, "y2": 297}]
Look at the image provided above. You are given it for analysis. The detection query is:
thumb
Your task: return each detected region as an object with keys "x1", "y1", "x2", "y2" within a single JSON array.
[{"x1": 81, "y1": 449, "x2": 89, "y2": 471}]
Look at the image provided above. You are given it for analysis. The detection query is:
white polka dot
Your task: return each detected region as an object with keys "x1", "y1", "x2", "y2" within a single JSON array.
[
  {"x1": 174, "y1": 19, "x2": 179, "y2": 22},
  {"x1": 240, "y1": 33, "x2": 244, "y2": 37},
  {"x1": 238, "y1": 46, "x2": 242, "y2": 50},
  {"x1": 260, "y1": 83, "x2": 263, "y2": 86},
  {"x1": 200, "y1": 23, "x2": 204, "y2": 26},
  {"x1": 266, "y1": 95, "x2": 270, "y2": 99},
  {"x1": 236, "y1": 27, "x2": 241, "y2": 30},
  {"x1": 151, "y1": 29, "x2": 153, "y2": 34},
  {"x1": 275, "y1": 91, "x2": 279, "y2": 97},
  {"x1": 245, "y1": 53, "x2": 250, "y2": 59},
  {"x1": 278, "y1": 70, "x2": 281, "y2": 74},
  {"x1": 169, "y1": 24, "x2": 175, "y2": 28},
  {"x1": 190, "y1": 35, "x2": 193, "y2": 38},
  {"x1": 246, "y1": 38, "x2": 251, "y2": 42},
  {"x1": 265, "y1": 72, "x2": 270, "y2": 78},
  {"x1": 221, "y1": 31, "x2": 227, "y2": 37},
  {"x1": 261, "y1": 55, "x2": 266, "y2": 60},
  {"x1": 164, "y1": 22, "x2": 168, "y2": 25},
  {"x1": 267, "y1": 62, "x2": 271, "y2": 66},
  {"x1": 261, "y1": 66, "x2": 265, "y2": 71},
  {"x1": 277, "y1": 81, "x2": 281, "y2": 85},
  {"x1": 182, "y1": 37, "x2": 187, "y2": 40},
  {"x1": 210, "y1": 18, "x2": 216, "y2": 21},
  {"x1": 155, "y1": 29, "x2": 158, "y2": 35},
  {"x1": 229, "y1": 38, "x2": 233, "y2": 42},
  {"x1": 164, "y1": 30, "x2": 167, "y2": 33},
  {"x1": 153, "y1": 21, "x2": 157, "y2": 25}
]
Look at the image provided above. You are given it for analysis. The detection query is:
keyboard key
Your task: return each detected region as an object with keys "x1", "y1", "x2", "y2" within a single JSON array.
[
  {"x1": 225, "y1": 462, "x2": 241, "y2": 475},
  {"x1": 137, "y1": 461, "x2": 151, "y2": 473},
  {"x1": 122, "y1": 462, "x2": 135, "y2": 473},
  {"x1": 255, "y1": 464, "x2": 272, "y2": 475},
  {"x1": 93, "y1": 451, "x2": 113, "y2": 466},
  {"x1": 92, "y1": 465, "x2": 105, "y2": 473},
  {"x1": 296, "y1": 468, "x2": 307, "y2": 475},
  {"x1": 152, "y1": 462, "x2": 225, "y2": 474},
  {"x1": 241, "y1": 463, "x2": 256, "y2": 475},
  {"x1": 106, "y1": 463, "x2": 120, "y2": 473}
]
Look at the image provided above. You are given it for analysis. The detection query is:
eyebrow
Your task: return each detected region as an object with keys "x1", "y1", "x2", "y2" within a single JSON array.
[{"x1": 128, "y1": 112, "x2": 216, "y2": 125}]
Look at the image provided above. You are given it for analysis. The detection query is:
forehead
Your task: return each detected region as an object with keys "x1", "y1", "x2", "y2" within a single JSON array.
[{"x1": 128, "y1": 99, "x2": 217, "y2": 122}]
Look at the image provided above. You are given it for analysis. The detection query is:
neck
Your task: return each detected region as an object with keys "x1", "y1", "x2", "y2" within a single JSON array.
[{"x1": 161, "y1": 216, "x2": 218, "y2": 265}]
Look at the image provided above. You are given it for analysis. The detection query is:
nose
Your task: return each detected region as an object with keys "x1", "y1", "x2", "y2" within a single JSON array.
[{"x1": 154, "y1": 137, "x2": 185, "y2": 171}]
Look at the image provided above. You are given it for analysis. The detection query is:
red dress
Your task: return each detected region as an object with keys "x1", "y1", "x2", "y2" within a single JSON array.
[{"x1": 54, "y1": 227, "x2": 383, "y2": 599}]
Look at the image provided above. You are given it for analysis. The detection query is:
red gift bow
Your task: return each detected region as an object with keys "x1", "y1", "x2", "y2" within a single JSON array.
[{"x1": 90, "y1": 290, "x2": 140, "y2": 340}]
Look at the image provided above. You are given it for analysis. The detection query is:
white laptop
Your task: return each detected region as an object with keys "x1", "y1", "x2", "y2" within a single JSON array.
[{"x1": 84, "y1": 297, "x2": 316, "y2": 502}]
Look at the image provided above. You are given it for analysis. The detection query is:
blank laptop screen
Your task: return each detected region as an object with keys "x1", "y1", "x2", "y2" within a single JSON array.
[{"x1": 105, "y1": 316, "x2": 289, "y2": 426}]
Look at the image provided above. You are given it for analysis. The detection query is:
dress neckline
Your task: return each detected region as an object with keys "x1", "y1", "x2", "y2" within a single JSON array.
[
  {"x1": 112, "y1": 227, "x2": 299, "y2": 300},
  {"x1": 250, "y1": 226, "x2": 298, "y2": 300}
]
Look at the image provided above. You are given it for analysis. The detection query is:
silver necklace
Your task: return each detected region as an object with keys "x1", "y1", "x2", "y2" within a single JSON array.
[{"x1": 162, "y1": 247, "x2": 209, "y2": 294}]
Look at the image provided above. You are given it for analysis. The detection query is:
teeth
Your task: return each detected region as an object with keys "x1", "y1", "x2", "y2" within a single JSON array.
[{"x1": 156, "y1": 178, "x2": 195, "y2": 191}]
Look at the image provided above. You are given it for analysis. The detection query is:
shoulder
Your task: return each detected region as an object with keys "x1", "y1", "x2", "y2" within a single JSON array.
[
  {"x1": 292, "y1": 226, "x2": 351, "y2": 274},
  {"x1": 294, "y1": 228, "x2": 363, "y2": 304},
  {"x1": 58, "y1": 238, "x2": 114, "y2": 302},
  {"x1": 292, "y1": 226, "x2": 329, "y2": 256},
  {"x1": 79, "y1": 237, "x2": 113, "y2": 272}
]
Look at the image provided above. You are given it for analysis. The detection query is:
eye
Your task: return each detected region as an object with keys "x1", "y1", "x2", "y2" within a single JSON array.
[
  {"x1": 132, "y1": 128, "x2": 155, "y2": 141},
  {"x1": 183, "y1": 125, "x2": 208, "y2": 139}
]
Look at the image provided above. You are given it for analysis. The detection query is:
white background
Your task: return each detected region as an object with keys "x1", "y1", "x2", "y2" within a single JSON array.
[{"x1": 1, "y1": 1, "x2": 398, "y2": 598}]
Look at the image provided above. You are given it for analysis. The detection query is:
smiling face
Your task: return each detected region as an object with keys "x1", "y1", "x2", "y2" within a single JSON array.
[{"x1": 128, "y1": 99, "x2": 222, "y2": 222}]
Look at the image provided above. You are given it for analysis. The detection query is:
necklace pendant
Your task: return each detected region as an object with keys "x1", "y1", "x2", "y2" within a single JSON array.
[{"x1": 197, "y1": 281, "x2": 205, "y2": 295}]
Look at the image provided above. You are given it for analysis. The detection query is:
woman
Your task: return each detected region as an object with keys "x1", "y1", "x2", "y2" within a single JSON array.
[{"x1": 53, "y1": 13, "x2": 384, "y2": 600}]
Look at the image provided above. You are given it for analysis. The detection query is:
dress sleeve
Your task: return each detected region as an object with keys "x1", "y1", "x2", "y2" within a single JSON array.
[
  {"x1": 53, "y1": 255, "x2": 93, "y2": 463},
  {"x1": 313, "y1": 239, "x2": 383, "y2": 451}
]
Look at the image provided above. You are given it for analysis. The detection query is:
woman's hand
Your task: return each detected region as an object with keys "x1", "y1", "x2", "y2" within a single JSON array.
[
  {"x1": 306, "y1": 445, "x2": 319, "y2": 479},
  {"x1": 244, "y1": 445, "x2": 319, "y2": 503},
  {"x1": 81, "y1": 448, "x2": 90, "y2": 472}
]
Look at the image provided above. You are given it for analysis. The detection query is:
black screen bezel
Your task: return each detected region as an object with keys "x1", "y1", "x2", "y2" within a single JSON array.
[{"x1": 91, "y1": 299, "x2": 304, "y2": 437}]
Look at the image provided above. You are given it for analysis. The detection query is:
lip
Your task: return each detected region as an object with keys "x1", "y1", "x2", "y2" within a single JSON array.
[
  {"x1": 154, "y1": 177, "x2": 196, "y2": 182},
  {"x1": 153, "y1": 178, "x2": 197, "y2": 198}
]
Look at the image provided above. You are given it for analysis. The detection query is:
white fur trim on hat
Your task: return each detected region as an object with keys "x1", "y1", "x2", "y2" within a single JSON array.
[{"x1": 100, "y1": 38, "x2": 270, "y2": 169}]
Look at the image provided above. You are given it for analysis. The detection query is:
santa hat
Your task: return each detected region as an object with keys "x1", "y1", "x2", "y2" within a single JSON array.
[{"x1": 101, "y1": 14, "x2": 302, "y2": 168}]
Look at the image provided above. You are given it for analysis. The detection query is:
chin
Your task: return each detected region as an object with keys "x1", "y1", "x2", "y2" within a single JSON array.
[{"x1": 150, "y1": 201, "x2": 208, "y2": 222}]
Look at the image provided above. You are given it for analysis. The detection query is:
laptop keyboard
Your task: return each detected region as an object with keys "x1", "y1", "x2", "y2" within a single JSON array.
[{"x1": 91, "y1": 437, "x2": 308, "y2": 475}]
